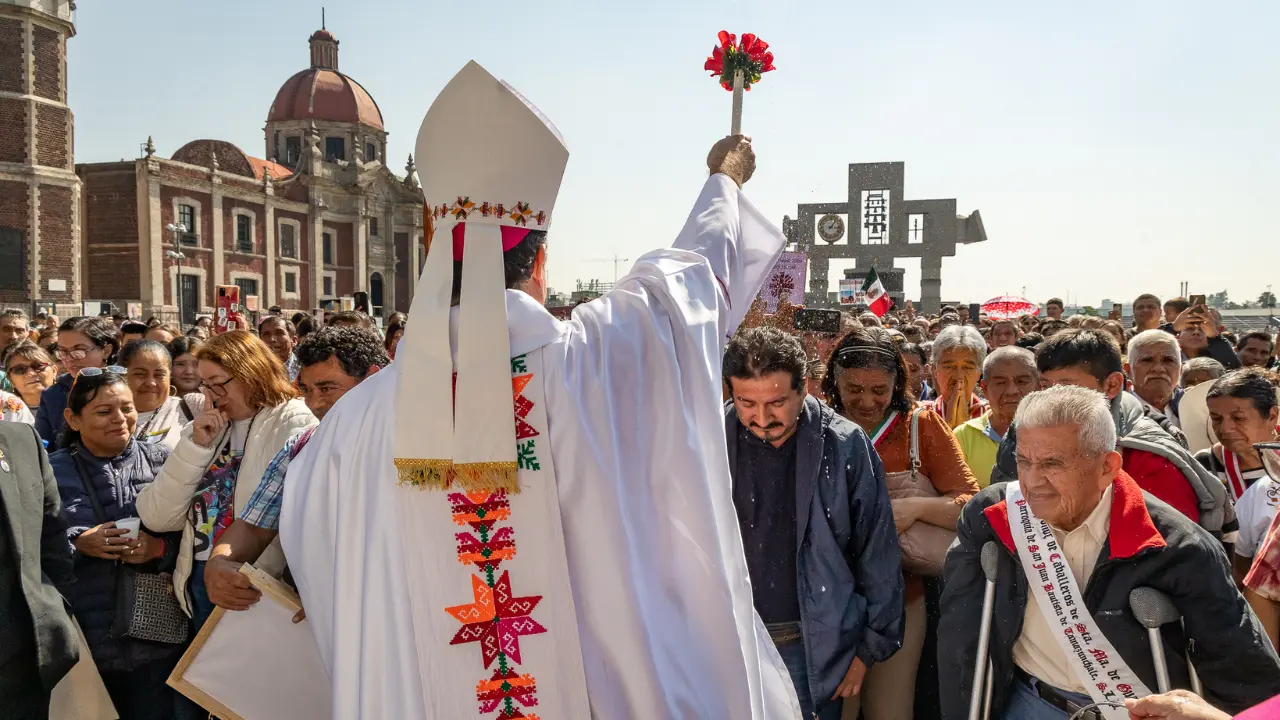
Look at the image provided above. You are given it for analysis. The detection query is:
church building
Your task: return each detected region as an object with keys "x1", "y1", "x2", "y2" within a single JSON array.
[{"x1": 76, "y1": 25, "x2": 426, "y2": 322}]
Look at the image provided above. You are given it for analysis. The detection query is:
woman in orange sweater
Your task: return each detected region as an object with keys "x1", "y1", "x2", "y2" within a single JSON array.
[{"x1": 822, "y1": 327, "x2": 979, "y2": 720}]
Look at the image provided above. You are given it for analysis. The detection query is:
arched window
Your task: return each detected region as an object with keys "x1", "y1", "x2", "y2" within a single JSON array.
[{"x1": 370, "y1": 271, "x2": 385, "y2": 312}]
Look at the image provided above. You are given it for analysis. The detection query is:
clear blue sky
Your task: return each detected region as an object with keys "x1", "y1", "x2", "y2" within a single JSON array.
[{"x1": 69, "y1": 0, "x2": 1280, "y2": 307}]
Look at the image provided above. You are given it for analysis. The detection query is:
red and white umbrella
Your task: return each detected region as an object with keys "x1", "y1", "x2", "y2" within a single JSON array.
[{"x1": 981, "y1": 295, "x2": 1040, "y2": 320}]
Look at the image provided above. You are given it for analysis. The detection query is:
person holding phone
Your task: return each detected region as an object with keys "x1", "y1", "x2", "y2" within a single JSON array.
[{"x1": 1167, "y1": 301, "x2": 1241, "y2": 370}]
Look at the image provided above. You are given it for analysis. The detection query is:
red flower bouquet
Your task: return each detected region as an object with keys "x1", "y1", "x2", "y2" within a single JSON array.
[{"x1": 704, "y1": 31, "x2": 776, "y2": 91}]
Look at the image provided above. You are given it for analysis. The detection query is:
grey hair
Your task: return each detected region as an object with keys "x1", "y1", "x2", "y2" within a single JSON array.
[
  {"x1": 932, "y1": 325, "x2": 988, "y2": 366},
  {"x1": 1127, "y1": 329, "x2": 1180, "y2": 362},
  {"x1": 1014, "y1": 385, "x2": 1117, "y2": 456},
  {"x1": 1181, "y1": 357, "x2": 1226, "y2": 385},
  {"x1": 983, "y1": 345, "x2": 1038, "y2": 379}
]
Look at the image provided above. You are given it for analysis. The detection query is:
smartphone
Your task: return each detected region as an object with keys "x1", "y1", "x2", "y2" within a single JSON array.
[
  {"x1": 312, "y1": 307, "x2": 325, "y2": 327},
  {"x1": 968, "y1": 303, "x2": 982, "y2": 326},
  {"x1": 1190, "y1": 294, "x2": 1206, "y2": 308},
  {"x1": 1110, "y1": 303, "x2": 1123, "y2": 320},
  {"x1": 794, "y1": 308, "x2": 842, "y2": 334}
]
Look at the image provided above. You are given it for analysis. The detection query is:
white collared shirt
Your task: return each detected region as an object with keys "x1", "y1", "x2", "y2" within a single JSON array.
[{"x1": 1013, "y1": 485, "x2": 1114, "y2": 693}]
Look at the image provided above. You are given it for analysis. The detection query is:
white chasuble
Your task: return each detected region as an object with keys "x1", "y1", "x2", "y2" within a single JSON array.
[
  {"x1": 280, "y1": 174, "x2": 801, "y2": 719},
  {"x1": 394, "y1": 348, "x2": 590, "y2": 718}
]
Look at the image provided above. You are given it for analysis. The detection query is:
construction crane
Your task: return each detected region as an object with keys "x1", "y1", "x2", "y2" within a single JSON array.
[{"x1": 589, "y1": 254, "x2": 631, "y2": 282}]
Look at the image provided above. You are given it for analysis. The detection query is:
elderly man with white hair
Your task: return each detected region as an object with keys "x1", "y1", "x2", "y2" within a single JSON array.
[
  {"x1": 928, "y1": 324, "x2": 990, "y2": 429},
  {"x1": 1127, "y1": 329, "x2": 1186, "y2": 429},
  {"x1": 955, "y1": 346, "x2": 1039, "y2": 487},
  {"x1": 939, "y1": 385, "x2": 1280, "y2": 720}
]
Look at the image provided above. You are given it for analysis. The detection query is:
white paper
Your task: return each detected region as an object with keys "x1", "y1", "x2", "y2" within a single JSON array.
[{"x1": 179, "y1": 598, "x2": 331, "y2": 719}]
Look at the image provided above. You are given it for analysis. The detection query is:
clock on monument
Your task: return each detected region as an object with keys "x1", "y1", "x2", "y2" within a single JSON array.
[{"x1": 818, "y1": 214, "x2": 845, "y2": 243}]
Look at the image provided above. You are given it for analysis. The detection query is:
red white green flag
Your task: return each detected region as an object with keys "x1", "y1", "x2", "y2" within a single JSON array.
[{"x1": 862, "y1": 266, "x2": 892, "y2": 317}]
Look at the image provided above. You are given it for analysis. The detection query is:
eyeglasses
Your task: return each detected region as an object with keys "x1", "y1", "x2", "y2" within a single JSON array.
[
  {"x1": 54, "y1": 345, "x2": 99, "y2": 361},
  {"x1": 78, "y1": 366, "x2": 126, "y2": 378},
  {"x1": 71, "y1": 365, "x2": 126, "y2": 391},
  {"x1": 199, "y1": 376, "x2": 235, "y2": 398},
  {"x1": 6, "y1": 361, "x2": 51, "y2": 376}
]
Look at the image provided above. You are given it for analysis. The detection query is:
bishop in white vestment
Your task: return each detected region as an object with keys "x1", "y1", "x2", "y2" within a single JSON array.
[{"x1": 280, "y1": 61, "x2": 801, "y2": 719}]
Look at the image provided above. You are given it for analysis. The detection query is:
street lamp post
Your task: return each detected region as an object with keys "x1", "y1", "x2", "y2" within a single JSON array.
[{"x1": 164, "y1": 222, "x2": 187, "y2": 328}]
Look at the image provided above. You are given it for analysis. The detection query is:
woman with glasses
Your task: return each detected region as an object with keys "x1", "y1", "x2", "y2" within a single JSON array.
[
  {"x1": 3, "y1": 340, "x2": 59, "y2": 413},
  {"x1": 136, "y1": 331, "x2": 315, "y2": 629},
  {"x1": 50, "y1": 368, "x2": 185, "y2": 719},
  {"x1": 35, "y1": 316, "x2": 119, "y2": 445},
  {"x1": 820, "y1": 327, "x2": 979, "y2": 720},
  {"x1": 120, "y1": 340, "x2": 186, "y2": 449}
]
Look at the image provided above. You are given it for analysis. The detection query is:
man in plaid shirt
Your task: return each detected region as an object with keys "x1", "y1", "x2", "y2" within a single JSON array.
[{"x1": 202, "y1": 326, "x2": 389, "y2": 613}]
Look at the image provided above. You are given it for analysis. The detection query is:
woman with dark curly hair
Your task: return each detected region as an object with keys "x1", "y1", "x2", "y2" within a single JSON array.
[{"x1": 821, "y1": 327, "x2": 978, "y2": 720}]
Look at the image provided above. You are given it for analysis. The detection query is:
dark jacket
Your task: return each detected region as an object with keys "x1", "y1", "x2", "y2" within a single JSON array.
[
  {"x1": 725, "y1": 396, "x2": 905, "y2": 703},
  {"x1": 939, "y1": 471, "x2": 1280, "y2": 719},
  {"x1": 0, "y1": 421, "x2": 78, "y2": 694},
  {"x1": 51, "y1": 439, "x2": 182, "y2": 672},
  {"x1": 34, "y1": 373, "x2": 74, "y2": 446}
]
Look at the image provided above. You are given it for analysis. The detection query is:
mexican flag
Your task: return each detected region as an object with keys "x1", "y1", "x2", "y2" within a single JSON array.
[{"x1": 861, "y1": 266, "x2": 892, "y2": 317}]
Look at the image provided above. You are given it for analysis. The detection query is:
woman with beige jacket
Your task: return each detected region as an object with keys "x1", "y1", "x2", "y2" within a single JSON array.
[{"x1": 136, "y1": 331, "x2": 315, "y2": 628}]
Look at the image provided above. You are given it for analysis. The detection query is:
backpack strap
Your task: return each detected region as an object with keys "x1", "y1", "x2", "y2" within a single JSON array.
[{"x1": 909, "y1": 408, "x2": 922, "y2": 477}]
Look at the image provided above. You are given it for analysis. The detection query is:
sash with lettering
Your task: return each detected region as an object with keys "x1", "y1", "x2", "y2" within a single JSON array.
[{"x1": 1006, "y1": 482, "x2": 1152, "y2": 719}]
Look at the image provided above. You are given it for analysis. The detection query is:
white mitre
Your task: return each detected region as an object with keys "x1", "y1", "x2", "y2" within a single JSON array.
[{"x1": 393, "y1": 61, "x2": 568, "y2": 492}]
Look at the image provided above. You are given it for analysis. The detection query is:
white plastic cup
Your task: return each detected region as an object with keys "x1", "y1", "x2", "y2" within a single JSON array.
[{"x1": 115, "y1": 517, "x2": 141, "y2": 540}]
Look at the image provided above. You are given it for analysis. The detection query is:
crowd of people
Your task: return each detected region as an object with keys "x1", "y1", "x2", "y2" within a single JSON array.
[
  {"x1": 725, "y1": 294, "x2": 1280, "y2": 719},
  {"x1": 0, "y1": 306, "x2": 393, "y2": 719},
  {"x1": 3, "y1": 126, "x2": 1280, "y2": 720},
  {"x1": 2, "y1": 295, "x2": 1280, "y2": 719}
]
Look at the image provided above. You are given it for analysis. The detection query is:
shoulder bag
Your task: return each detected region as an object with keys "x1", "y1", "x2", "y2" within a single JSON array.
[
  {"x1": 881, "y1": 408, "x2": 957, "y2": 576},
  {"x1": 71, "y1": 450, "x2": 188, "y2": 644}
]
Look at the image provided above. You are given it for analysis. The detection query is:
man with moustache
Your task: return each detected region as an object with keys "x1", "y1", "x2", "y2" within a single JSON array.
[
  {"x1": 723, "y1": 327, "x2": 903, "y2": 720},
  {"x1": 1127, "y1": 330, "x2": 1186, "y2": 429},
  {"x1": 939, "y1": 386, "x2": 1280, "y2": 720}
]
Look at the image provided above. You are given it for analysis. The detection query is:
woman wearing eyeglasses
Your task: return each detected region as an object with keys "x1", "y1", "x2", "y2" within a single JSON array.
[
  {"x1": 34, "y1": 316, "x2": 118, "y2": 445},
  {"x1": 136, "y1": 331, "x2": 315, "y2": 629},
  {"x1": 3, "y1": 340, "x2": 59, "y2": 412},
  {"x1": 49, "y1": 368, "x2": 185, "y2": 719},
  {"x1": 120, "y1": 340, "x2": 186, "y2": 450}
]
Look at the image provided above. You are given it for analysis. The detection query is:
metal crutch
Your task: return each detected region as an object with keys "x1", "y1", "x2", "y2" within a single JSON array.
[
  {"x1": 969, "y1": 542, "x2": 1001, "y2": 720},
  {"x1": 1129, "y1": 587, "x2": 1201, "y2": 695}
]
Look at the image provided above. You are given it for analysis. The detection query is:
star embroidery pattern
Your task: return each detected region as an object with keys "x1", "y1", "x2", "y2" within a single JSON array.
[
  {"x1": 443, "y1": 355, "x2": 546, "y2": 719},
  {"x1": 423, "y1": 200, "x2": 546, "y2": 228},
  {"x1": 451, "y1": 196, "x2": 477, "y2": 220}
]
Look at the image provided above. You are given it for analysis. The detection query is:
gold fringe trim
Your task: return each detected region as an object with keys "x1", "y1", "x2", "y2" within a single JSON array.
[
  {"x1": 452, "y1": 461, "x2": 520, "y2": 494},
  {"x1": 394, "y1": 458, "x2": 454, "y2": 490}
]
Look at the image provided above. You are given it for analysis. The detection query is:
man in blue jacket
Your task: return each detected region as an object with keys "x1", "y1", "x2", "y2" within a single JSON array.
[{"x1": 724, "y1": 327, "x2": 904, "y2": 719}]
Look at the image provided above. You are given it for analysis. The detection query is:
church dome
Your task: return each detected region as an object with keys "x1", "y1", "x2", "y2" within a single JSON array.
[{"x1": 266, "y1": 27, "x2": 384, "y2": 131}]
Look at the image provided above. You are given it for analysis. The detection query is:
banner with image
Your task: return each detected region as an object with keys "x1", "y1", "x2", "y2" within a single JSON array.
[{"x1": 760, "y1": 251, "x2": 807, "y2": 312}]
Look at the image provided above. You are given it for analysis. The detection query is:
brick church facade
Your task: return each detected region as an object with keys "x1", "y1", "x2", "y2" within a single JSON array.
[
  {"x1": 0, "y1": 0, "x2": 79, "y2": 316},
  {"x1": 71, "y1": 25, "x2": 426, "y2": 322}
]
